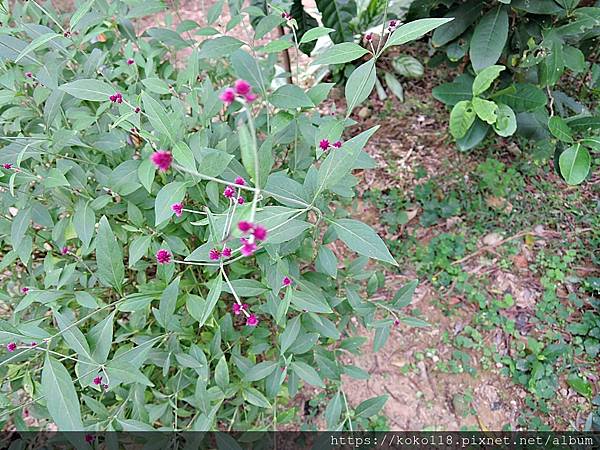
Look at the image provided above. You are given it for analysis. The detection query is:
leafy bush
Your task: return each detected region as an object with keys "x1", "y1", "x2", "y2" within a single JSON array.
[
  {"x1": 0, "y1": 0, "x2": 446, "y2": 432},
  {"x1": 409, "y1": 0, "x2": 599, "y2": 185}
]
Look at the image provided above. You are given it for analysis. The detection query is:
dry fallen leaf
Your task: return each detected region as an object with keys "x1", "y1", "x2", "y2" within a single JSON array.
[{"x1": 482, "y1": 232, "x2": 504, "y2": 247}]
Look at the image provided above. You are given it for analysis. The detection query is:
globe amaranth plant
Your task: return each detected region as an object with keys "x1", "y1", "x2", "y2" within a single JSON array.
[
  {"x1": 0, "y1": 0, "x2": 446, "y2": 431},
  {"x1": 408, "y1": 0, "x2": 600, "y2": 185}
]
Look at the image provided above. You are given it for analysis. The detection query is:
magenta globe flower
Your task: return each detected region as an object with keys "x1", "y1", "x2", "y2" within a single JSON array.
[
  {"x1": 171, "y1": 203, "x2": 183, "y2": 217},
  {"x1": 150, "y1": 150, "x2": 173, "y2": 172},
  {"x1": 209, "y1": 248, "x2": 221, "y2": 260},
  {"x1": 234, "y1": 79, "x2": 252, "y2": 95},
  {"x1": 238, "y1": 221, "x2": 252, "y2": 232},
  {"x1": 246, "y1": 314, "x2": 259, "y2": 327},
  {"x1": 219, "y1": 87, "x2": 236, "y2": 105},
  {"x1": 223, "y1": 186, "x2": 235, "y2": 198},
  {"x1": 253, "y1": 225, "x2": 267, "y2": 241},
  {"x1": 156, "y1": 249, "x2": 172, "y2": 264}
]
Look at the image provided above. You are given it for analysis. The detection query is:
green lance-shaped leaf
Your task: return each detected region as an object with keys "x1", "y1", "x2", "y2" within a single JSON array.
[
  {"x1": 383, "y1": 71, "x2": 404, "y2": 102},
  {"x1": 154, "y1": 181, "x2": 187, "y2": 226},
  {"x1": 198, "y1": 36, "x2": 244, "y2": 59},
  {"x1": 73, "y1": 200, "x2": 95, "y2": 248},
  {"x1": 324, "y1": 391, "x2": 343, "y2": 429},
  {"x1": 59, "y1": 79, "x2": 115, "y2": 101},
  {"x1": 42, "y1": 356, "x2": 84, "y2": 430},
  {"x1": 197, "y1": 272, "x2": 222, "y2": 327},
  {"x1": 312, "y1": 42, "x2": 369, "y2": 65},
  {"x1": 141, "y1": 92, "x2": 176, "y2": 144},
  {"x1": 88, "y1": 311, "x2": 116, "y2": 364},
  {"x1": 392, "y1": 280, "x2": 418, "y2": 309},
  {"x1": 299, "y1": 26, "x2": 335, "y2": 45},
  {"x1": 96, "y1": 216, "x2": 125, "y2": 292},
  {"x1": 128, "y1": 235, "x2": 152, "y2": 268},
  {"x1": 70, "y1": 0, "x2": 96, "y2": 30},
  {"x1": 279, "y1": 316, "x2": 301, "y2": 355},
  {"x1": 354, "y1": 394, "x2": 388, "y2": 419},
  {"x1": 215, "y1": 355, "x2": 230, "y2": 389},
  {"x1": 239, "y1": 123, "x2": 257, "y2": 183},
  {"x1": 290, "y1": 361, "x2": 325, "y2": 388},
  {"x1": 270, "y1": 84, "x2": 314, "y2": 109},
  {"x1": 173, "y1": 142, "x2": 196, "y2": 171},
  {"x1": 383, "y1": 18, "x2": 454, "y2": 52},
  {"x1": 345, "y1": 59, "x2": 376, "y2": 115},
  {"x1": 245, "y1": 360, "x2": 278, "y2": 382},
  {"x1": 15, "y1": 32, "x2": 60, "y2": 63},
  {"x1": 331, "y1": 219, "x2": 398, "y2": 266},
  {"x1": 157, "y1": 276, "x2": 180, "y2": 326},
  {"x1": 315, "y1": 125, "x2": 379, "y2": 197},
  {"x1": 11, "y1": 206, "x2": 31, "y2": 249},
  {"x1": 290, "y1": 0, "x2": 319, "y2": 55}
]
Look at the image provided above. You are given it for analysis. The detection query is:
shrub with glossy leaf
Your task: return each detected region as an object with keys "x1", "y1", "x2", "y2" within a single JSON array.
[
  {"x1": 0, "y1": 0, "x2": 443, "y2": 431},
  {"x1": 410, "y1": 0, "x2": 599, "y2": 184}
]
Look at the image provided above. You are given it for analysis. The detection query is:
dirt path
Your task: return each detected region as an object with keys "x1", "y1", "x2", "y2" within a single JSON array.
[{"x1": 341, "y1": 283, "x2": 522, "y2": 430}]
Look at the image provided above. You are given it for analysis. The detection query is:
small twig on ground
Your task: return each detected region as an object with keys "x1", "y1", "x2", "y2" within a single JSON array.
[{"x1": 451, "y1": 230, "x2": 532, "y2": 266}]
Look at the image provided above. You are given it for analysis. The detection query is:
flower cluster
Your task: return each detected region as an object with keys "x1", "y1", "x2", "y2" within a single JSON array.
[
  {"x1": 93, "y1": 375, "x2": 109, "y2": 390},
  {"x1": 282, "y1": 276, "x2": 292, "y2": 287},
  {"x1": 156, "y1": 249, "x2": 172, "y2": 264},
  {"x1": 233, "y1": 304, "x2": 258, "y2": 327},
  {"x1": 3, "y1": 163, "x2": 12, "y2": 170},
  {"x1": 246, "y1": 314, "x2": 259, "y2": 326},
  {"x1": 60, "y1": 246, "x2": 69, "y2": 255},
  {"x1": 171, "y1": 202, "x2": 183, "y2": 217},
  {"x1": 109, "y1": 92, "x2": 123, "y2": 103},
  {"x1": 319, "y1": 139, "x2": 343, "y2": 151},
  {"x1": 219, "y1": 79, "x2": 257, "y2": 105},
  {"x1": 238, "y1": 221, "x2": 267, "y2": 256},
  {"x1": 223, "y1": 177, "x2": 246, "y2": 203},
  {"x1": 209, "y1": 247, "x2": 232, "y2": 260},
  {"x1": 388, "y1": 20, "x2": 398, "y2": 32},
  {"x1": 127, "y1": 58, "x2": 134, "y2": 65},
  {"x1": 232, "y1": 303, "x2": 248, "y2": 315},
  {"x1": 6, "y1": 342, "x2": 16, "y2": 352},
  {"x1": 151, "y1": 150, "x2": 173, "y2": 172}
]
